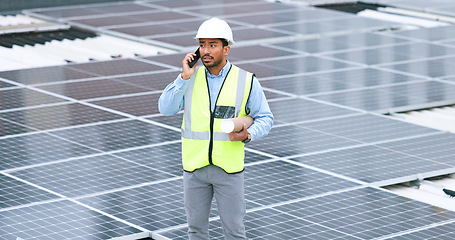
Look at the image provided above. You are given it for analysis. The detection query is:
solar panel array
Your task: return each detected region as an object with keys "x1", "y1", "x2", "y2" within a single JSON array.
[{"x1": 2, "y1": 0, "x2": 455, "y2": 239}]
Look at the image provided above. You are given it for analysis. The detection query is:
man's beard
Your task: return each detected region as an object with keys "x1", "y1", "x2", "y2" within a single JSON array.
[{"x1": 203, "y1": 55, "x2": 223, "y2": 69}]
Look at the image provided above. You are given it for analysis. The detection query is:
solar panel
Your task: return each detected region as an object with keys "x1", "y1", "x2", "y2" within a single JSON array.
[
  {"x1": 72, "y1": 11, "x2": 198, "y2": 28},
  {"x1": 290, "y1": 144, "x2": 450, "y2": 185},
  {"x1": 386, "y1": 25, "x2": 455, "y2": 42},
  {"x1": 88, "y1": 92, "x2": 162, "y2": 116},
  {"x1": 2, "y1": 85, "x2": 47, "y2": 107},
  {"x1": 378, "y1": 56, "x2": 455, "y2": 78},
  {"x1": 0, "y1": 132, "x2": 99, "y2": 170},
  {"x1": 2, "y1": 0, "x2": 455, "y2": 239},
  {"x1": 0, "y1": 66, "x2": 96, "y2": 85},
  {"x1": 0, "y1": 118, "x2": 34, "y2": 137},
  {"x1": 36, "y1": 78, "x2": 152, "y2": 100},
  {"x1": 10, "y1": 153, "x2": 176, "y2": 198},
  {"x1": 246, "y1": 124, "x2": 360, "y2": 157},
  {"x1": 387, "y1": 220, "x2": 455, "y2": 240},
  {"x1": 0, "y1": 200, "x2": 144, "y2": 240},
  {"x1": 310, "y1": 80, "x2": 455, "y2": 112},
  {"x1": 260, "y1": 68, "x2": 426, "y2": 96},
  {"x1": 324, "y1": 42, "x2": 455, "y2": 65},
  {"x1": 236, "y1": 55, "x2": 358, "y2": 78},
  {"x1": 271, "y1": 32, "x2": 410, "y2": 54},
  {"x1": 0, "y1": 79, "x2": 16, "y2": 88},
  {"x1": 0, "y1": 103, "x2": 126, "y2": 131},
  {"x1": 49, "y1": 119, "x2": 180, "y2": 151},
  {"x1": 157, "y1": 187, "x2": 455, "y2": 240},
  {"x1": 300, "y1": 113, "x2": 439, "y2": 143},
  {"x1": 268, "y1": 98, "x2": 360, "y2": 125},
  {"x1": 0, "y1": 174, "x2": 59, "y2": 209},
  {"x1": 377, "y1": 132, "x2": 455, "y2": 166}
]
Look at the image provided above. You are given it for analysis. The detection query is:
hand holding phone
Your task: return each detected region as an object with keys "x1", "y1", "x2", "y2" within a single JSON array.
[{"x1": 188, "y1": 47, "x2": 200, "y2": 68}]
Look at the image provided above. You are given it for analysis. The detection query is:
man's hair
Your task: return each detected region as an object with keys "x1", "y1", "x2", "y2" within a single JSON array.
[{"x1": 219, "y1": 38, "x2": 229, "y2": 47}]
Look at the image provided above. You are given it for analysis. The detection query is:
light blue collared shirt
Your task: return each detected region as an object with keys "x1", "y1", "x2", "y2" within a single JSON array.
[{"x1": 158, "y1": 60, "x2": 273, "y2": 141}]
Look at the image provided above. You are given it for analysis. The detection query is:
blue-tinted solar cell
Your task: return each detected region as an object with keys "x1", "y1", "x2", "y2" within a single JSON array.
[
  {"x1": 75, "y1": 11, "x2": 197, "y2": 28},
  {"x1": 158, "y1": 207, "x2": 357, "y2": 240},
  {"x1": 66, "y1": 59, "x2": 169, "y2": 77},
  {"x1": 0, "y1": 200, "x2": 143, "y2": 240},
  {"x1": 326, "y1": 42, "x2": 455, "y2": 65},
  {"x1": 268, "y1": 98, "x2": 359, "y2": 125},
  {"x1": 0, "y1": 88, "x2": 66, "y2": 111},
  {"x1": 0, "y1": 132, "x2": 100, "y2": 170},
  {"x1": 227, "y1": 8, "x2": 348, "y2": 25},
  {"x1": 311, "y1": 81, "x2": 455, "y2": 112},
  {"x1": 0, "y1": 118, "x2": 34, "y2": 137},
  {"x1": 273, "y1": 187, "x2": 455, "y2": 239},
  {"x1": 388, "y1": 25, "x2": 455, "y2": 42},
  {"x1": 113, "y1": 142, "x2": 183, "y2": 177},
  {"x1": 273, "y1": 32, "x2": 409, "y2": 54},
  {"x1": 0, "y1": 174, "x2": 59, "y2": 209},
  {"x1": 36, "y1": 78, "x2": 150, "y2": 100},
  {"x1": 378, "y1": 132, "x2": 455, "y2": 166},
  {"x1": 147, "y1": 112, "x2": 183, "y2": 129},
  {"x1": 80, "y1": 179, "x2": 186, "y2": 231},
  {"x1": 247, "y1": 124, "x2": 359, "y2": 157},
  {"x1": 11, "y1": 154, "x2": 175, "y2": 198},
  {"x1": 389, "y1": 221, "x2": 455, "y2": 240},
  {"x1": 228, "y1": 45, "x2": 298, "y2": 62},
  {"x1": 300, "y1": 113, "x2": 439, "y2": 143},
  {"x1": 378, "y1": 56, "x2": 455, "y2": 78},
  {"x1": 0, "y1": 80, "x2": 16, "y2": 88},
  {"x1": 49, "y1": 119, "x2": 179, "y2": 151},
  {"x1": 111, "y1": 70, "x2": 180, "y2": 90},
  {"x1": 290, "y1": 145, "x2": 450, "y2": 184},
  {"x1": 0, "y1": 103, "x2": 125, "y2": 131},
  {"x1": 261, "y1": 68, "x2": 426, "y2": 96},
  {"x1": 245, "y1": 161, "x2": 359, "y2": 206},
  {"x1": 160, "y1": 187, "x2": 455, "y2": 239},
  {"x1": 149, "y1": 27, "x2": 292, "y2": 48},
  {"x1": 0, "y1": 66, "x2": 96, "y2": 84},
  {"x1": 236, "y1": 56, "x2": 357, "y2": 78},
  {"x1": 88, "y1": 92, "x2": 161, "y2": 116},
  {"x1": 182, "y1": 2, "x2": 294, "y2": 16}
]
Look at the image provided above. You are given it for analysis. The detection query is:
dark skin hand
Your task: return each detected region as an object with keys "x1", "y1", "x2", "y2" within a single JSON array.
[{"x1": 228, "y1": 123, "x2": 249, "y2": 142}]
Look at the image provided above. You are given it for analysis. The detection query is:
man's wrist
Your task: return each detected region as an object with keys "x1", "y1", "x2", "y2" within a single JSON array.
[
  {"x1": 181, "y1": 73, "x2": 190, "y2": 80},
  {"x1": 242, "y1": 132, "x2": 251, "y2": 143}
]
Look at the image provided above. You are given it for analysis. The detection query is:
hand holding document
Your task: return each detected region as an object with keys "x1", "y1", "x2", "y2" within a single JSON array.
[{"x1": 220, "y1": 116, "x2": 253, "y2": 133}]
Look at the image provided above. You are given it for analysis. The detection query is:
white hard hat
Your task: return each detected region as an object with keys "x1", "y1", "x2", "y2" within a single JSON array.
[{"x1": 195, "y1": 17, "x2": 235, "y2": 45}]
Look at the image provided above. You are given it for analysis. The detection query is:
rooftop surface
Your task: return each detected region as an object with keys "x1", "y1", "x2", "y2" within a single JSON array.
[{"x1": 1, "y1": 0, "x2": 455, "y2": 239}]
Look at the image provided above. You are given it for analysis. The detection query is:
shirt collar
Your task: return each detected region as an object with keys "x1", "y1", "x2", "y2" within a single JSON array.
[{"x1": 205, "y1": 60, "x2": 231, "y2": 79}]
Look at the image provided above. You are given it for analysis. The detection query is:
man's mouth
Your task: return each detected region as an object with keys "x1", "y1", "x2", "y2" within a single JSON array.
[{"x1": 202, "y1": 55, "x2": 213, "y2": 61}]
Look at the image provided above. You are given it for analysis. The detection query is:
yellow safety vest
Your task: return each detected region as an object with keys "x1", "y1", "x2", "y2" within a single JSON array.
[{"x1": 181, "y1": 65, "x2": 253, "y2": 173}]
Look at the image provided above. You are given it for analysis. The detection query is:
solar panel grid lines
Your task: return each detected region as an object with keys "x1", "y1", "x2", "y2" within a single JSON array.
[
  {"x1": 378, "y1": 219, "x2": 455, "y2": 240},
  {"x1": 324, "y1": 42, "x2": 455, "y2": 66},
  {"x1": 2, "y1": 0, "x2": 455, "y2": 239}
]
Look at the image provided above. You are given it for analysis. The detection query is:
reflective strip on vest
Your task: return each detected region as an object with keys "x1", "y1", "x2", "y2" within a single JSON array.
[{"x1": 181, "y1": 129, "x2": 231, "y2": 141}]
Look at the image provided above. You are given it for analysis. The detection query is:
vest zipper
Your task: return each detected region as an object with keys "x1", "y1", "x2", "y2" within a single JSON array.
[
  {"x1": 206, "y1": 65, "x2": 232, "y2": 166},
  {"x1": 208, "y1": 111, "x2": 214, "y2": 165}
]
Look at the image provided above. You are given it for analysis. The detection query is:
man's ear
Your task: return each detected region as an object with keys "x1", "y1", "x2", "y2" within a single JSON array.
[{"x1": 224, "y1": 45, "x2": 230, "y2": 56}]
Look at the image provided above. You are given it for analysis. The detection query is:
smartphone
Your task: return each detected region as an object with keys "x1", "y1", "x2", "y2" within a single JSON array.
[{"x1": 188, "y1": 47, "x2": 200, "y2": 68}]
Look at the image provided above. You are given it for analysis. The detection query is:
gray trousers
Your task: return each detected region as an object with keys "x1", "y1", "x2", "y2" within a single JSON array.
[{"x1": 183, "y1": 165, "x2": 247, "y2": 240}]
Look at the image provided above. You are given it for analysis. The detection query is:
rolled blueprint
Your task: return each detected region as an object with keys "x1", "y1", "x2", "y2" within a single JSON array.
[{"x1": 220, "y1": 116, "x2": 253, "y2": 133}]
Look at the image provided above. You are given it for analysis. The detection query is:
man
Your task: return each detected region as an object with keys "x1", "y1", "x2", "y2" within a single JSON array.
[{"x1": 158, "y1": 17, "x2": 273, "y2": 240}]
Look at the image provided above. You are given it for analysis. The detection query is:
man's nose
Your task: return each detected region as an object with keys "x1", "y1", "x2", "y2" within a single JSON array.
[{"x1": 201, "y1": 47, "x2": 210, "y2": 55}]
